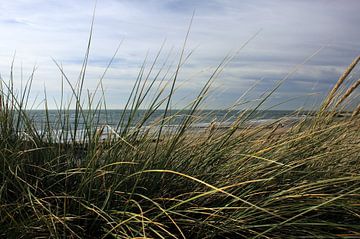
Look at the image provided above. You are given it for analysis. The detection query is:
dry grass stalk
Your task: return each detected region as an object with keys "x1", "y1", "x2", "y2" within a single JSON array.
[
  {"x1": 335, "y1": 78, "x2": 360, "y2": 108},
  {"x1": 352, "y1": 103, "x2": 360, "y2": 117},
  {"x1": 322, "y1": 55, "x2": 360, "y2": 110}
]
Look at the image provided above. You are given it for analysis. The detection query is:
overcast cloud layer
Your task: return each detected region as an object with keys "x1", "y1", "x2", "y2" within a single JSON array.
[{"x1": 0, "y1": 0, "x2": 359, "y2": 109}]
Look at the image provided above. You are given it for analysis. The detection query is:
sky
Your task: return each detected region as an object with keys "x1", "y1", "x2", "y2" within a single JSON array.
[{"x1": 0, "y1": 0, "x2": 359, "y2": 110}]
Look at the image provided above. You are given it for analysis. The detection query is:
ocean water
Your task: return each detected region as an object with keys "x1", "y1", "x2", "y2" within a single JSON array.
[
  {"x1": 23, "y1": 109, "x2": 309, "y2": 130},
  {"x1": 15, "y1": 109, "x2": 311, "y2": 142}
]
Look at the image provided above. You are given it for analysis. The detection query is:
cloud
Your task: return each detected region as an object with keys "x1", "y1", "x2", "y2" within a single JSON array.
[{"x1": 0, "y1": 0, "x2": 359, "y2": 109}]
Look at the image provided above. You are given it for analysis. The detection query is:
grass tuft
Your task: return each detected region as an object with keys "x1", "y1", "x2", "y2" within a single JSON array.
[{"x1": 0, "y1": 34, "x2": 359, "y2": 238}]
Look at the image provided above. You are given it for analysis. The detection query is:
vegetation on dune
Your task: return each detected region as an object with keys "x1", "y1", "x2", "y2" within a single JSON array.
[{"x1": 0, "y1": 25, "x2": 359, "y2": 238}]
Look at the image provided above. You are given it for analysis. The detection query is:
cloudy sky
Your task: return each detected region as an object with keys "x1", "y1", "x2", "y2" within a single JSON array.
[{"x1": 0, "y1": 0, "x2": 359, "y2": 109}]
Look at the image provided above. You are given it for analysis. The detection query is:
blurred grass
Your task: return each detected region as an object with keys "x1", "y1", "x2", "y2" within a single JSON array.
[{"x1": 0, "y1": 29, "x2": 359, "y2": 238}]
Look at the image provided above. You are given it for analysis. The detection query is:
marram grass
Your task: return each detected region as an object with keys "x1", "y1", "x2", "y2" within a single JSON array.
[{"x1": 0, "y1": 43, "x2": 359, "y2": 238}]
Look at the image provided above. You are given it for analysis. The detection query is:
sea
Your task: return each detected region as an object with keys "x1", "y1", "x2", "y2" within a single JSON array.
[{"x1": 22, "y1": 109, "x2": 310, "y2": 134}]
